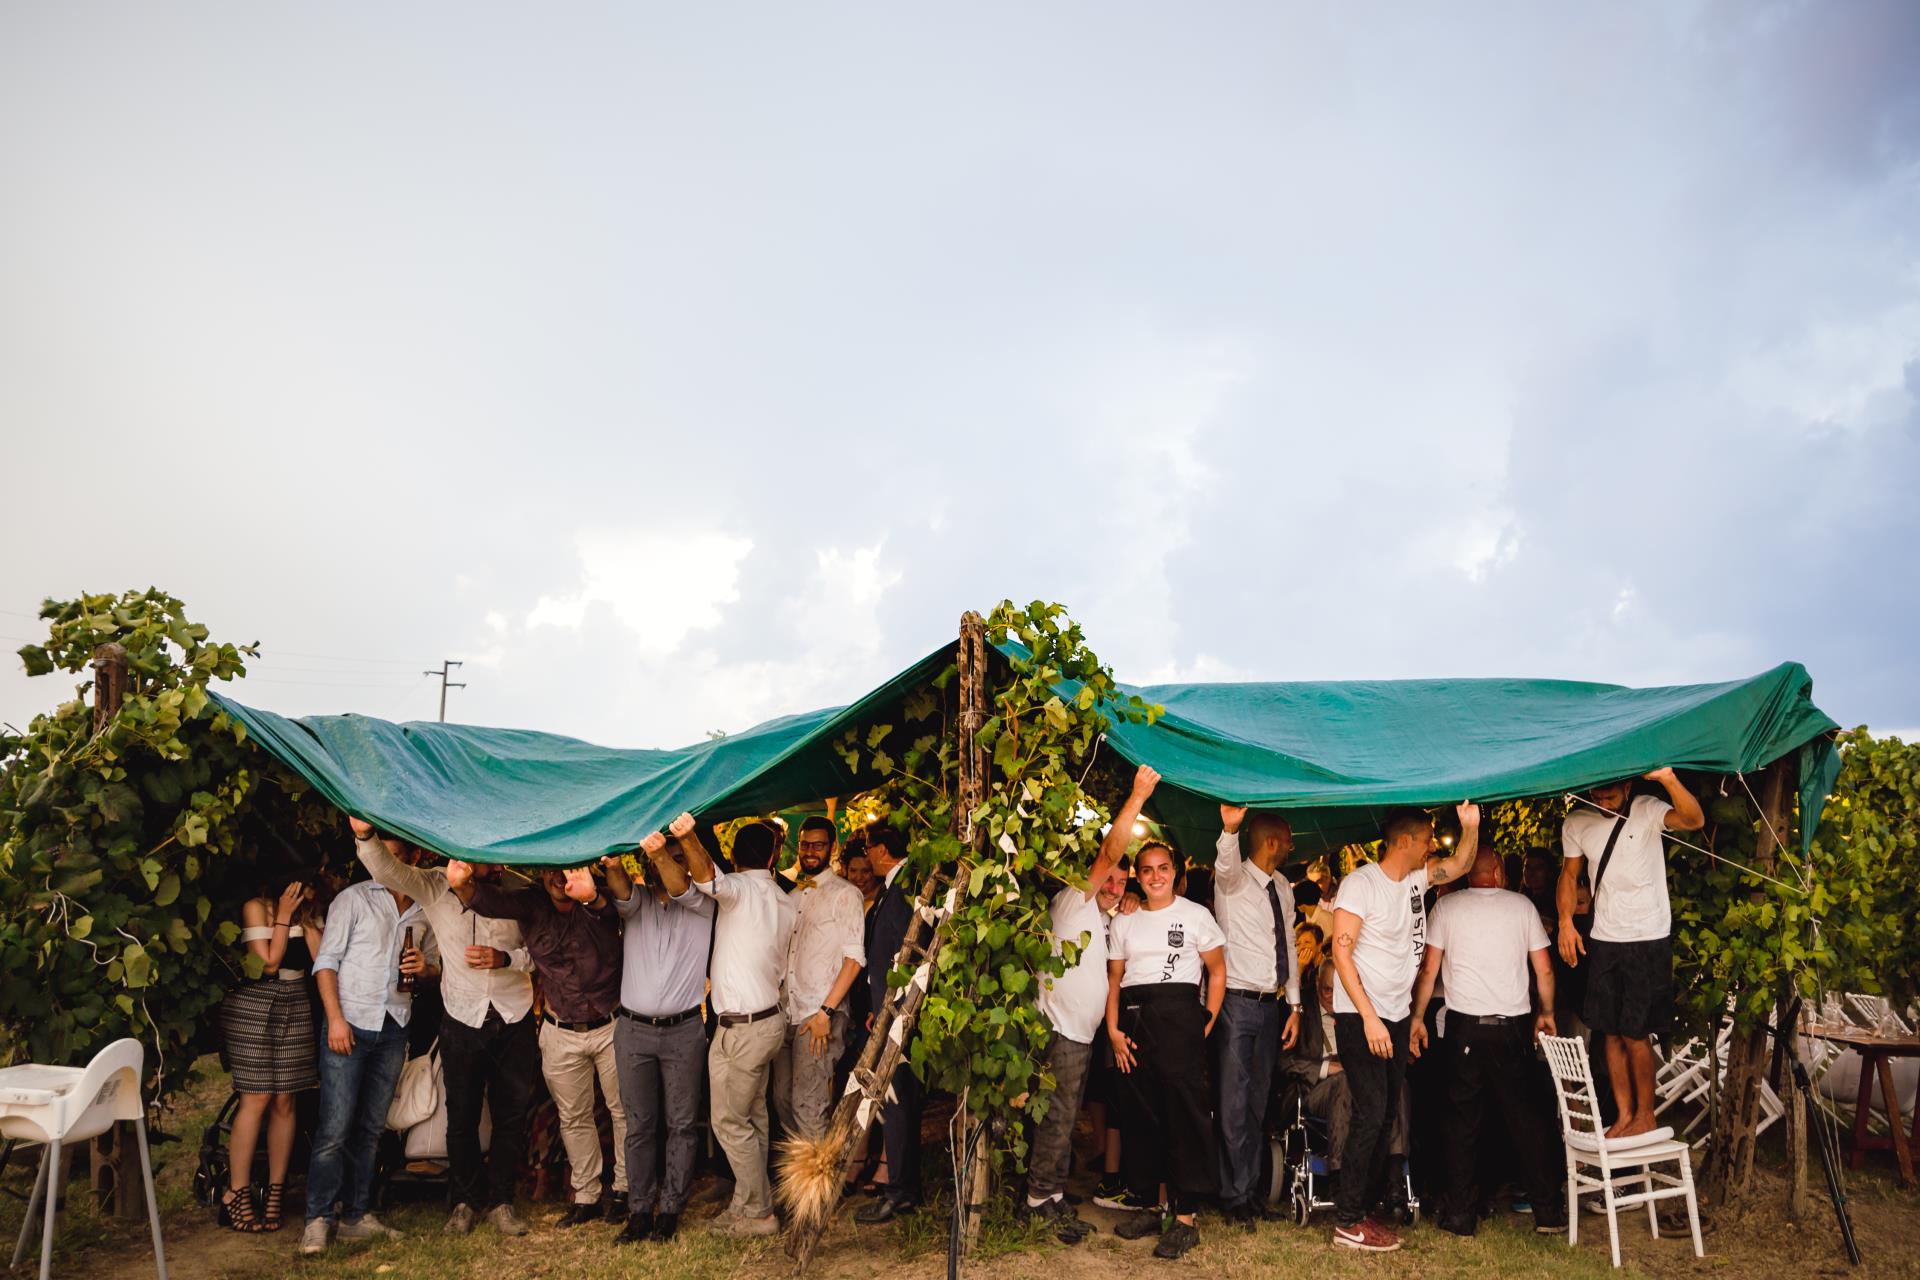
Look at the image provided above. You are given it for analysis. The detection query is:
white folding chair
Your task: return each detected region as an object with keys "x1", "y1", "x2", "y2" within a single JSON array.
[
  {"x1": 1539, "y1": 1033, "x2": 1703, "y2": 1269},
  {"x1": 0, "y1": 1039, "x2": 167, "y2": 1280}
]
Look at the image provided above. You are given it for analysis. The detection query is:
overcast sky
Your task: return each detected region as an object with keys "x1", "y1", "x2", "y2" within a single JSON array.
[{"x1": 3, "y1": 2, "x2": 1917, "y2": 749}]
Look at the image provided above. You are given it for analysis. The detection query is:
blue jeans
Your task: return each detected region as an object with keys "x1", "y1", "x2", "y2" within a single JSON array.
[
  {"x1": 306, "y1": 1016, "x2": 408, "y2": 1224},
  {"x1": 1213, "y1": 992, "x2": 1280, "y2": 1208}
]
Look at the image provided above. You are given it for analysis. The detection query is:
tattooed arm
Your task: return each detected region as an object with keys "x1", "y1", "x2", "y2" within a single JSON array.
[{"x1": 1425, "y1": 802, "x2": 1481, "y2": 885}]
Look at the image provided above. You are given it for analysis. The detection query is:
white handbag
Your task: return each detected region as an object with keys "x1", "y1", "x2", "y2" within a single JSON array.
[{"x1": 385, "y1": 1042, "x2": 442, "y2": 1132}]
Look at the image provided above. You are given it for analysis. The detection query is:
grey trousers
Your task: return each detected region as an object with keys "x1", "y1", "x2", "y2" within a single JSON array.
[
  {"x1": 614, "y1": 1015, "x2": 706, "y2": 1216},
  {"x1": 708, "y1": 1015, "x2": 787, "y2": 1219},
  {"x1": 772, "y1": 1010, "x2": 848, "y2": 1141},
  {"x1": 1027, "y1": 1032, "x2": 1094, "y2": 1200}
]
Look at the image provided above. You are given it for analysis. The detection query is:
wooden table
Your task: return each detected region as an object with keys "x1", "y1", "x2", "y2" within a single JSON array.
[{"x1": 1807, "y1": 1024, "x2": 1920, "y2": 1186}]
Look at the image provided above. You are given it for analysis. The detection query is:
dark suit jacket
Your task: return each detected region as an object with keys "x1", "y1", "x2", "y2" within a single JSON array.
[{"x1": 869, "y1": 870, "x2": 914, "y2": 1014}]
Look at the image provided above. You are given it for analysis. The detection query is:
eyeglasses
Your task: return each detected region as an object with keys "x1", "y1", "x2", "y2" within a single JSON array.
[{"x1": 797, "y1": 840, "x2": 833, "y2": 853}]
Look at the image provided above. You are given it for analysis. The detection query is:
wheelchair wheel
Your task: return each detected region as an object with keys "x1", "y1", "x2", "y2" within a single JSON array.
[{"x1": 1291, "y1": 1182, "x2": 1311, "y2": 1227}]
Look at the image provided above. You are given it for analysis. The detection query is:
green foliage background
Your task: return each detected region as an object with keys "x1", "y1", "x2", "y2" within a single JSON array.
[{"x1": 0, "y1": 590, "x2": 340, "y2": 1094}]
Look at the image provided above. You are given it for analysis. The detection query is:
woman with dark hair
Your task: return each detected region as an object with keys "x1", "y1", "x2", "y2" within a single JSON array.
[{"x1": 218, "y1": 875, "x2": 324, "y2": 1231}]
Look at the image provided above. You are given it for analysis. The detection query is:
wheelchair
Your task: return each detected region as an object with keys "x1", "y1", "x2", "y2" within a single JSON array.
[{"x1": 1270, "y1": 1082, "x2": 1420, "y2": 1227}]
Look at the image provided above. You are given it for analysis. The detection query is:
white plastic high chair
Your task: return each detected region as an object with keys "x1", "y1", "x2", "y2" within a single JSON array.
[
  {"x1": 0, "y1": 1038, "x2": 167, "y2": 1280},
  {"x1": 1539, "y1": 1032, "x2": 1702, "y2": 1269}
]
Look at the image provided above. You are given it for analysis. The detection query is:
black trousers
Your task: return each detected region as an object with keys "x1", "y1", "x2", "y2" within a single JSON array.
[
  {"x1": 1333, "y1": 1012, "x2": 1410, "y2": 1226},
  {"x1": 880, "y1": 1060, "x2": 922, "y2": 1206},
  {"x1": 1117, "y1": 985, "x2": 1218, "y2": 1214},
  {"x1": 1441, "y1": 1019, "x2": 1562, "y2": 1222},
  {"x1": 440, "y1": 1007, "x2": 539, "y2": 1210}
]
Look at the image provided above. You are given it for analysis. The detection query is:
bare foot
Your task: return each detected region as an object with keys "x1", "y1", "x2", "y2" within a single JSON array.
[{"x1": 1613, "y1": 1112, "x2": 1657, "y2": 1138}]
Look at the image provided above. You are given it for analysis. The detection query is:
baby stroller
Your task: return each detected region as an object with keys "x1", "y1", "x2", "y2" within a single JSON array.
[{"x1": 1272, "y1": 1083, "x2": 1419, "y2": 1227}]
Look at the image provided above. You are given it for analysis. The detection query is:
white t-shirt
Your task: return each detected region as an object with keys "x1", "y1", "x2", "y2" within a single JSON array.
[
  {"x1": 1331, "y1": 861, "x2": 1429, "y2": 1021},
  {"x1": 1564, "y1": 795, "x2": 1673, "y2": 943},
  {"x1": 1109, "y1": 897, "x2": 1225, "y2": 989},
  {"x1": 1427, "y1": 888, "x2": 1549, "y2": 1017},
  {"x1": 1037, "y1": 886, "x2": 1110, "y2": 1044}
]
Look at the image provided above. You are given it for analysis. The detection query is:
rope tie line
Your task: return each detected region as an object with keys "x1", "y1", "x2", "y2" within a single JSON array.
[
  {"x1": 1735, "y1": 770, "x2": 1814, "y2": 893},
  {"x1": 1563, "y1": 791, "x2": 1807, "y2": 896}
]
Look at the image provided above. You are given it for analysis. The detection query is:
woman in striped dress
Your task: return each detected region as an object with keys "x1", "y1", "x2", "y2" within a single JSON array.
[{"x1": 217, "y1": 879, "x2": 324, "y2": 1231}]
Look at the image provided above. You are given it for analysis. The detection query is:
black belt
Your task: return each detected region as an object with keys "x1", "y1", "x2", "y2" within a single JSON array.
[
  {"x1": 1225, "y1": 988, "x2": 1284, "y2": 1004},
  {"x1": 714, "y1": 1004, "x2": 781, "y2": 1027},
  {"x1": 1449, "y1": 1012, "x2": 1532, "y2": 1028},
  {"x1": 543, "y1": 1012, "x2": 612, "y2": 1032},
  {"x1": 1120, "y1": 982, "x2": 1200, "y2": 1008},
  {"x1": 618, "y1": 1004, "x2": 702, "y2": 1028}
]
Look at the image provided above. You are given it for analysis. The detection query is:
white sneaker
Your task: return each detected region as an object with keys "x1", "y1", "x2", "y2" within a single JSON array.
[
  {"x1": 299, "y1": 1218, "x2": 332, "y2": 1256},
  {"x1": 338, "y1": 1212, "x2": 406, "y2": 1241}
]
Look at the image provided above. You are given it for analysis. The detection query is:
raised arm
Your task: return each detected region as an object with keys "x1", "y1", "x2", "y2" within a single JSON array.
[
  {"x1": 1215, "y1": 802, "x2": 1249, "y2": 891},
  {"x1": 242, "y1": 883, "x2": 309, "y2": 975},
  {"x1": 601, "y1": 850, "x2": 637, "y2": 903},
  {"x1": 671, "y1": 812, "x2": 717, "y2": 887},
  {"x1": 1087, "y1": 766, "x2": 1159, "y2": 899},
  {"x1": 1426, "y1": 802, "x2": 1480, "y2": 885},
  {"x1": 655, "y1": 819, "x2": 696, "y2": 898},
  {"x1": 351, "y1": 817, "x2": 439, "y2": 902},
  {"x1": 1647, "y1": 767, "x2": 1705, "y2": 832}
]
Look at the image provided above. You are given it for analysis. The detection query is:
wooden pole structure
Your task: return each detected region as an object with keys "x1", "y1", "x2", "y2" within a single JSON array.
[
  {"x1": 953, "y1": 613, "x2": 991, "y2": 1257},
  {"x1": 88, "y1": 643, "x2": 141, "y2": 1220},
  {"x1": 783, "y1": 613, "x2": 986, "y2": 1273}
]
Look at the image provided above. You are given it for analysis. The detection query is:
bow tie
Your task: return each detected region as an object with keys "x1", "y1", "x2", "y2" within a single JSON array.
[{"x1": 794, "y1": 876, "x2": 817, "y2": 890}]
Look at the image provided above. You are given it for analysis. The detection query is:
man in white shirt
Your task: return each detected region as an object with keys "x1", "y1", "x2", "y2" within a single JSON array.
[
  {"x1": 1212, "y1": 803, "x2": 1303, "y2": 1229},
  {"x1": 774, "y1": 817, "x2": 868, "y2": 1141},
  {"x1": 1410, "y1": 845, "x2": 1564, "y2": 1236},
  {"x1": 1023, "y1": 765, "x2": 1159, "y2": 1239},
  {"x1": 1105, "y1": 841, "x2": 1227, "y2": 1261},
  {"x1": 1556, "y1": 767, "x2": 1704, "y2": 1138},
  {"x1": 354, "y1": 825, "x2": 534, "y2": 1238},
  {"x1": 1326, "y1": 803, "x2": 1481, "y2": 1254},
  {"x1": 303, "y1": 831, "x2": 438, "y2": 1256},
  {"x1": 683, "y1": 820, "x2": 797, "y2": 1237}
]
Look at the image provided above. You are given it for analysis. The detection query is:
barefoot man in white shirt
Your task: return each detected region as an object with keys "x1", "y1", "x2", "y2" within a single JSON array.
[{"x1": 1556, "y1": 768, "x2": 1704, "y2": 1138}]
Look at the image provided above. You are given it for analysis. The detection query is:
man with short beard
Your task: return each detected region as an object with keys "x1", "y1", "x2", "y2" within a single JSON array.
[
  {"x1": 773, "y1": 817, "x2": 867, "y2": 1140},
  {"x1": 352, "y1": 821, "x2": 534, "y2": 1239}
]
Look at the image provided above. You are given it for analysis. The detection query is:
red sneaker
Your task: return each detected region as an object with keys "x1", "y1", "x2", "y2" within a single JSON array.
[{"x1": 1332, "y1": 1218, "x2": 1402, "y2": 1252}]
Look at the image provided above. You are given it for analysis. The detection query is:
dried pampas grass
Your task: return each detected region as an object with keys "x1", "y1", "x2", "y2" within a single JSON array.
[{"x1": 776, "y1": 1123, "x2": 852, "y2": 1236}]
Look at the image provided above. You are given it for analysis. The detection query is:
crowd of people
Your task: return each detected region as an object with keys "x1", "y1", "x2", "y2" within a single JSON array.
[{"x1": 211, "y1": 762, "x2": 1703, "y2": 1261}]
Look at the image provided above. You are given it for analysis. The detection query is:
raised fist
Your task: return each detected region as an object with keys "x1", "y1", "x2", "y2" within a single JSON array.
[
  {"x1": 348, "y1": 816, "x2": 374, "y2": 840},
  {"x1": 1220, "y1": 804, "x2": 1247, "y2": 833},
  {"x1": 1455, "y1": 801, "x2": 1481, "y2": 829},
  {"x1": 561, "y1": 866, "x2": 598, "y2": 903},
  {"x1": 1131, "y1": 765, "x2": 1161, "y2": 798},
  {"x1": 668, "y1": 812, "x2": 697, "y2": 839},
  {"x1": 445, "y1": 860, "x2": 473, "y2": 890},
  {"x1": 639, "y1": 831, "x2": 668, "y2": 857}
]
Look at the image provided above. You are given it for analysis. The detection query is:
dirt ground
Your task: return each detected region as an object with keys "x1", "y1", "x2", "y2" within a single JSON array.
[{"x1": 13, "y1": 1062, "x2": 1917, "y2": 1280}]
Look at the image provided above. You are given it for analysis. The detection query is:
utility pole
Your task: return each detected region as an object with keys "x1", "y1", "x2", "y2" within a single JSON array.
[{"x1": 424, "y1": 659, "x2": 465, "y2": 722}]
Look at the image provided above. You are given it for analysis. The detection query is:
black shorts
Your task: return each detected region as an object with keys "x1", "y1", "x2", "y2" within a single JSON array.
[{"x1": 1583, "y1": 936, "x2": 1673, "y2": 1038}]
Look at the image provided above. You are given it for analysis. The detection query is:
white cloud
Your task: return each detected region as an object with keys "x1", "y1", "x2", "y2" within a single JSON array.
[{"x1": 526, "y1": 529, "x2": 754, "y2": 657}]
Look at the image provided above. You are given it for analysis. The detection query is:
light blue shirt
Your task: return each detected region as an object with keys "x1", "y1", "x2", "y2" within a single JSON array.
[
  {"x1": 616, "y1": 884, "x2": 714, "y2": 1018},
  {"x1": 311, "y1": 879, "x2": 434, "y2": 1032}
]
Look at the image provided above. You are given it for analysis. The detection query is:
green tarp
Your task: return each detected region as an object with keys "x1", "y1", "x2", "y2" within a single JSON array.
[{"x1": 212, "y1": 649, "x2": 1837, "y2": 867}]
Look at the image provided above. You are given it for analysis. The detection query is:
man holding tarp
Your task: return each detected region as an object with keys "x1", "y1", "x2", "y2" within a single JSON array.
[
  {"x1": 1557, "y1": 768, "x2": 1704, "y2": 1139},
  {"x1": 1327, "y1": 803, "x2": 1481, "y2": 1254}
]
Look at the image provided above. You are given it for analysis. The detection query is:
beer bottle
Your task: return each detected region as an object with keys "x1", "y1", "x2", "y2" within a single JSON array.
[{"x1": 397, "y1": 925, "x2": 416, "y2": 993}]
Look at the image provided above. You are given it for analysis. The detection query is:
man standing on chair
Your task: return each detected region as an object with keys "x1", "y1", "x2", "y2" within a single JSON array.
[
  {"x1": 1409, "y1": 842, "x2": 1566, "y2": 1236},
  {"x1": 1557, "y1": 768, "x2": 1704, "y2": 1139},
  {"x1": 856, "y1": 824, "x2": 921, "y2": 1224},
  {"x1": 682, "y1": 820, "x2": 797, "y2": 1237},
  {"x1": 351, "y1": 819, "x2": 535, "y2": 1239},
  {"x1": 1327, "y1": 803, "x2": 1481, "y2": 1254},
  {"x1": 1212, "y1": 802, "x2": 1303, "y2": 1231}
]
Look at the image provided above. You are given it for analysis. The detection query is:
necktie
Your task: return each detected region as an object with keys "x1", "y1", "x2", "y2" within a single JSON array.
[{"x1": 1267, "y1": 877, "x2": 1289, "y2": 995}]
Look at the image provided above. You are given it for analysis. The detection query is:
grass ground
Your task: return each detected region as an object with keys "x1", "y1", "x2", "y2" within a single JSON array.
[{"x1": 4, "y1": 1058, "x2": 1914, "y2": 1280}]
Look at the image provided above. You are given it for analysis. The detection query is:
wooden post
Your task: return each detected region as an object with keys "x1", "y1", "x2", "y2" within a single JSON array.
[
  {"x1": 953, "y1": 613, "x2": 991, "y2": 1257},
  {"x1": 88, "y1": 643, "x2": 141, "y2": 1219}
]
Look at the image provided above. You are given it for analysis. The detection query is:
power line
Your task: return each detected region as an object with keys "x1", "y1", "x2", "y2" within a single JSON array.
[{"x1": 424, "y1": 660, "x2": 466, "y2": 722}]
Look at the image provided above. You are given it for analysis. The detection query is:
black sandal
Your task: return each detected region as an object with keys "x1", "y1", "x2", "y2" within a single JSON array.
[
  {"x1": 219, "y1": 1187, "x2": 265, "y2": 1233},
  {"x1": 261, "y1": 1183, "x2": 285, "y2": 1231}
]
